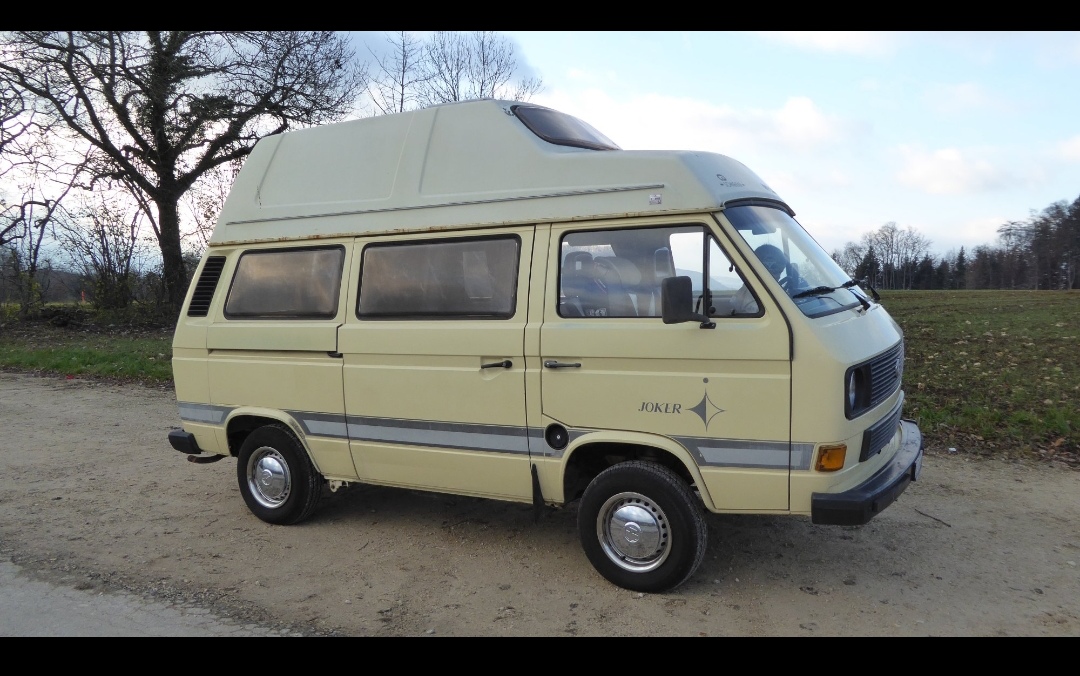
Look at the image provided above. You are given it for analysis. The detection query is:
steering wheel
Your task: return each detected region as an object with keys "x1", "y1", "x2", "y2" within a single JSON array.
[
  {"x1": 780, "y1": 265, "x2": 798, "y2": 293},
  {"x1": 694, "y1": 290, "x2": 714, "y2": 315}
]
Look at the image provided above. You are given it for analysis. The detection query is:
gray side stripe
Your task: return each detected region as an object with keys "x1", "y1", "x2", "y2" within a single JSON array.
[
  {"x1": 345, "y1": 416, "x2": 530, "y2": 455},
  {"x1": 674, "y1": 436, "x2": 814, "y2": 470},
  {"x1": 290, "y1": 412, "x2": 350, "y2": 439},
  {"x1": 183, "y1": 404, "x2": 810, "y2": 469},
  {"x1": 790, "y1": 443, "x2": 815, "y2": 471},
  {"x1": 177, "y1": 402, "x2": 233, "y2": 424}
]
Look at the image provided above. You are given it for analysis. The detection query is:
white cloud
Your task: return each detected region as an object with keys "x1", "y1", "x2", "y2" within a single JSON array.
[
  {"x1": 772, "y1": 97, "x2": 842, "y2": 148},
  {"x1": 1058, "y1": 135, "x2": 1080, "y2": 162},
  {"x1": 535, "y1": 90, "x2": 850, "y2": 157},
  {"x1": 564, "y1": 67, "x2": 619, "y2": 85},
  {"x1": 925, "y1": 216, "x2": 1010, "y2": 255},
  {"x1": 766, "y1": 166, "x2": 852, "y2": 196},
  {"x1": 923, "y1": 82, "x2": 1008, "y2": 115},
  {"x1": 959, "y1": 216, "x2": 1010, "y2": 245},
  {"x1": 755, "y1": 31, "x2": 900, "y2": 57},
  {"x1": 895, "y1": 145, "x2": 1008, "y2": 195},
  {"x1": 1024, "y1": 32, "x2": 1080, "y2": 68}
]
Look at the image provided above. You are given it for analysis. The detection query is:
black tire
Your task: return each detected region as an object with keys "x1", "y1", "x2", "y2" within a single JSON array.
[
  {"x1": 578, "y1": 460, "x2": 708, "y2": 593},
  {"x1": 236, "y1": 424, "x2": 322, "y2": 525}
]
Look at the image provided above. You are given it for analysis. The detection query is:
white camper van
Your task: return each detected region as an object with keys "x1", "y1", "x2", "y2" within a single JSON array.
[{"x1": 169, "y1": 99, "x2": 923, "y2": 593}]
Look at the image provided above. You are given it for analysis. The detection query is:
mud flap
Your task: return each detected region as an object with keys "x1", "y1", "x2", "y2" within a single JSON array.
[{"x1": 532, "y1": 463, "x2": 544, "y2": 524}]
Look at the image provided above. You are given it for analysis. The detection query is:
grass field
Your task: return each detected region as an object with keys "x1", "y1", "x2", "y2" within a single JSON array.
[
  {"x1": 0, "y1": 321, "x2": 173, "y2": 385},
  {"x1": 880, "y1": 290, "x2": 1078, "y2": 466},
  {"x1": 1, "y1": 291, "x2": 1077, "y2": 466}
]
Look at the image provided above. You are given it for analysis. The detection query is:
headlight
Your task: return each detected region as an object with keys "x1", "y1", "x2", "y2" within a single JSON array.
[
  {"x1": 845, "y1": 365, "x2": 869, "y2": 419},
  {"x1": 847, "y1": 370, "x2": 858, "y2": 410}
]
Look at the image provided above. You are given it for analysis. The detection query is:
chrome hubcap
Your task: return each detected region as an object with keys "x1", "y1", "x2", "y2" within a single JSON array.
[
  {"x1": 247, "y1": 446, "x2": 291, "y2": 509},
  {"x1": 596, "y1": 492, "x2": 670, "y2": 573}
]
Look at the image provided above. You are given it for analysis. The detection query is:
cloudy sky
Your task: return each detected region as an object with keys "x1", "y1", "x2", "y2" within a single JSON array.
[{"x1": 477, "y1": 31, "x2": 1080, "y2": 258}]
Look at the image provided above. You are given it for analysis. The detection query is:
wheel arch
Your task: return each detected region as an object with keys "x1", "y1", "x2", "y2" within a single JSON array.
[
  {"x1": 560, "y1": 432, "x2": 716, "y2": 511},
  {"x1": 224, "y1": 408, "x2": 310, "y2": 460}
]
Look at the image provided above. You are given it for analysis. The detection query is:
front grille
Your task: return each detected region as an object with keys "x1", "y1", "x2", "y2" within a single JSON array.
[
  {"x1": 868, "y1": 340, "x2": 904, "y2": 408},
  {"x1": 861, "y1": 394, "x2": 904, "y2": 461}
]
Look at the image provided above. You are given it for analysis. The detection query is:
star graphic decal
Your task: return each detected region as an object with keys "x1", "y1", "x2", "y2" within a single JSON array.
[{"x1": 687, "y1": 378, "x2": 724, "y2": 429}]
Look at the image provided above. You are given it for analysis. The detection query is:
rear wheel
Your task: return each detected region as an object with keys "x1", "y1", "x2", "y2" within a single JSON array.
[
  {"x1": 578, "y1": 461, "x2": 708, "y2": 593},
  {"x1": 237, "y1": 424, "x2": 322, "y2": 525}
]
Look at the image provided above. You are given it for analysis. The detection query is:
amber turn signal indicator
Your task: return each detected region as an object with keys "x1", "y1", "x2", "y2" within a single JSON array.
[{"x1": 815, "y1": 444, "x2": 847, "y2": 472}]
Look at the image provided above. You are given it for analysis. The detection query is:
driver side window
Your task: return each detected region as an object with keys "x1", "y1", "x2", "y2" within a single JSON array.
[
  {"x1": 668, "y1": 231, "x2": 762, "y2": 318},
  {"x1": 557, "y1": 224, "x2": 761, "y2": 320},
  {"x1": 707, "y1": 237, "x2": 760, "y2": 316}
]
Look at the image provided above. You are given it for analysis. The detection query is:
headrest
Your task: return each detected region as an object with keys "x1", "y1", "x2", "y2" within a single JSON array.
[{"x1": 563, "y1": 251, "x2": 594, "y2": 272}]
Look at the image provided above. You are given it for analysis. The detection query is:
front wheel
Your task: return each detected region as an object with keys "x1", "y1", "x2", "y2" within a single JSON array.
[
  {"x1": 578, "y1": 461, "x2": 708, "y2": 593},
  {"x1": 237, "y1": 424, "x2": 323, "y2": 525}
]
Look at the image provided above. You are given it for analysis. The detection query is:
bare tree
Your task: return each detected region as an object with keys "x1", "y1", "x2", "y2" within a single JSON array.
[
  {"x1": 1, "y1": 184, "x2": 74, "y2": 317},
  {"x1": 896, "y1": 226, "x2": 932, "y2": 289},
  {"x1": 0, "y1": 119, "x2": 87, "y2": 315},
  {"x1": 996, "y1": 220, "x2": 1029, "y2": 289},
  {"x1": 367, "y1": 31, "x2": 430, "y2": 115},
  {"x1": 1, "y1": 80, "x2": 31, "y2": 165},
  {"x1": 0, "y1": 31, "x2": 368, "y2": 313},
  {"x1": 55, "y1": 190, "x2": 150, "y2": 310},
  {"x1": 181, "y1": 160, "x2": 241, "y2": 254},
  {"x1": 366, "y1": 31, "x2": 545, "y2": 111},
  {"x1": 462, "y1": 31, "x2": 543, "y2": 102},
  {"x1": 418, "y1": 31, "x2": 469, "y2": 106},
  {"x1": 857, "y1": 222, "x2": 931, "y2": 289},
  {"x1": 831, "y1": 241, "x2": 865, "y2": 278},
  {"x1": 1059, "y1": 195, "x2": 1080, "y2": 290},
  {"x1": 1, "y1": 79, "x2": 60, "y2": 244}
]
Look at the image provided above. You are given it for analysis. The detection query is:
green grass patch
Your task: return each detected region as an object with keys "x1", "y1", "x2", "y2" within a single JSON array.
[
  {"x1": 881, "y1": 289, "x2": 1079, "y2": 465},
  {"x1": 0, "y1": 321, "x2": 173, "y2": 384}
]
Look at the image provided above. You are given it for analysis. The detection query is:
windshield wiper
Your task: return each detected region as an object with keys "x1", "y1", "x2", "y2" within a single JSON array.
[
  {"x1": 857, "y1": 277, "x2": 881, "y2": 303},
  {"x1": 792, "y1": 280, "x2": 872, "y2": 310},
  {"x1": 791, "y1": 285, "x2": 837, "y2": 299}
]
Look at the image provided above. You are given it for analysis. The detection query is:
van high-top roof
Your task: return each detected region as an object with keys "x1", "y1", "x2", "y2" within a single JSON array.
[{"x1": 210, "y1": 99, "x2": 789, "y2": 245}]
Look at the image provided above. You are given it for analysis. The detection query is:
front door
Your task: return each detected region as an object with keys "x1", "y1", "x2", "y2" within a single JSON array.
[
  {"x1": 339, "y1": 227, "x2": 534, "y2": 501},
  {"x1": 539, "y1": 217, "x2": 792, "y2": 510}
]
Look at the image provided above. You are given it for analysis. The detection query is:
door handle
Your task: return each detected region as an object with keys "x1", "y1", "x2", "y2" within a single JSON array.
[
  {"x1": 544, "y1": 360, "x2": 582, "y2": 369},
  {"x1": 481, "y1": 359, "x2": 513, "y2": 369}
]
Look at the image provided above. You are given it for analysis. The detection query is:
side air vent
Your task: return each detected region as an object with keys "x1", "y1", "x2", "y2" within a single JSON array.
[{"x1": 186, "y1": 256, "x2": 226, "y2": 317}]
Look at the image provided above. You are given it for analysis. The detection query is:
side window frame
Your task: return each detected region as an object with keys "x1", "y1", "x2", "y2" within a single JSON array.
[
  {"x1": 223, "y1": 244, "x2": 346, "y2": 320},
  {"x1": 356, "y1": 234, "x2": 521, "y2": 320},
  {"x1": 556, "y1": 223, "x2": 762, "y2": 320}
]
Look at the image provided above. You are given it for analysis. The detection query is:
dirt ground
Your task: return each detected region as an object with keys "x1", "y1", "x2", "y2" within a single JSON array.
[{"x1": 1, "y1": 371, "x2": 1078, "y2": 636}]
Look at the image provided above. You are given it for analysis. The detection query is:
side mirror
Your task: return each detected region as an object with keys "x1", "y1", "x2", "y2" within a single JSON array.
[{"x1": 661, "y1": 276, "x2": 715, "y2": 328}]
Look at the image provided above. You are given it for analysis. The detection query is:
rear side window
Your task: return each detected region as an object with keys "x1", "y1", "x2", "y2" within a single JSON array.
[
  {"x1": 358, "y1": 236, "x2": 519, "y2": 319},
  {"x1": 224, "y1": 246, "x2": 345, "y2": 318}
]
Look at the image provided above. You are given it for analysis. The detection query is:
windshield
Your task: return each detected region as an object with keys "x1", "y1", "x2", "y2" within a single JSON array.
[{"x1": 721, "y1": 204, "x2": 867, "y2": 318}]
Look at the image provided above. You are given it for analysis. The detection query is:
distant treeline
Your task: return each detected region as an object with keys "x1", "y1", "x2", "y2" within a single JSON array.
[{"x1": 832, "y1": 194, "x2": 1080, "y2": 291}]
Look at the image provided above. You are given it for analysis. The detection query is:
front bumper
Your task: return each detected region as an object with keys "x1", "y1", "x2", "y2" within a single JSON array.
[{"x1": 811, "y1": 419, "x2": 923, "y2": 526}]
